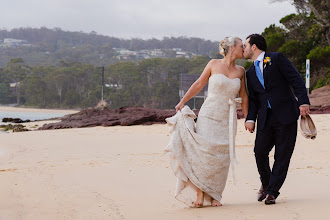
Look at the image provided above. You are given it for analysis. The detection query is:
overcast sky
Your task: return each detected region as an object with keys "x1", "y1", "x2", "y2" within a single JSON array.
[{"x1": 0, "y1": 0, "x2": 296, "y2": 41}]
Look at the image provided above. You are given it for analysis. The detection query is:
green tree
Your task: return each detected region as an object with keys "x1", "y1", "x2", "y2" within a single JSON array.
[
  {"x1": 105, "y1": 61, "x2": 140, "y2": 108},
  {"x1": 0, "y1": 82, "x2": 13, "y2": 103},
  {"x1": 45, "y1": 68, "x2": 67, "y2": 105},
  {"x1": 307, "y1": 46, "x2": 330, "y2": 88},
  {"x1": 187, "y1": 56, "x2": 210, "y2": 75},
  {"x1": 23, "y1": 75, "x2": 47, "y2": 107},
  {"x1": 272, "y1": 0, "x2": 329, "y2": 45},
  {"x1": 3, "y1": 58, "x2": 30, "y2": 105},
  {"x1": 262, "y1": 24, "x2": 287, "y2": 52},
  {"x1": 278, "y1": 40, "x2": 307, "y2": 71}
]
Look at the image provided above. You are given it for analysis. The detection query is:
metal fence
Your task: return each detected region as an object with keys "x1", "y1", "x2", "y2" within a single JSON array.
[{"x1": 179, "y1": 74, "x2": 208, "y2": 109}]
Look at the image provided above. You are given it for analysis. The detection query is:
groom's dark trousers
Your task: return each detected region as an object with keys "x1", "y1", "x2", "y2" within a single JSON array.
[
  {"x1": 254, "y1": 108, "x2": 297, "y2": 197},
  {"x1": 246, "y1": 52, "x2": 310, "y2": 198}
]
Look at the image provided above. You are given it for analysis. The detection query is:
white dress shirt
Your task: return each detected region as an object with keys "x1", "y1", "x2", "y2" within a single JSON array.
[
  {"x1": 246, "y1": 52, "x2": 265, "y2": 123},
  {"x1": 255, "y1": 51, "x2": 265, "y2": 75}
]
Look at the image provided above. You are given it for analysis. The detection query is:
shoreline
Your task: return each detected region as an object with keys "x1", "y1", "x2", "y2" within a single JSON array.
[
  {"x1": 2, "y1": 106, "x2": 330, "y2": 132},
  {"x1": 0, "y1": 106, "x2": 78, "y2": 131}
]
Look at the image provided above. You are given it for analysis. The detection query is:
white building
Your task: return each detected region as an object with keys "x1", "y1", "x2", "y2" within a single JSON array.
[
  {"x1": 176, "y1": 51, "x2": 189, "y2": 58},
  {"x1": 172, "y1": 48, "x2": 182, "y2": 52},
  {"x1": 137, "y1": 50, "x2": 151, "y2": 59},
  {"x1": 150, "y1": 49, "x2": 163, "y2": 57},
  {"x1": 2, "y1": 38, "x2": 31, "y2": 47}
]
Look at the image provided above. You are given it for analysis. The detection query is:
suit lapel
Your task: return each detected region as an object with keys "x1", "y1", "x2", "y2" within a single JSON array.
[
  {"x1": 263, "y1": 53, "x2": 271, "y2": 89},
  {"x1": 252, "y1": 62, "x2": 265, "y2": 91}
]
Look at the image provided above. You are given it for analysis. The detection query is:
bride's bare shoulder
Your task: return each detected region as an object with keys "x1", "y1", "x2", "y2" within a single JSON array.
[
  {"x1": 209, "y1": 58, "x2": 222, "y2": 63},
  {"x1": 236, "y1": 65, "x2": 246, "y2": 78},
  {"x1": 208, "y1": 59, "x2": 222, "y2": 66}
]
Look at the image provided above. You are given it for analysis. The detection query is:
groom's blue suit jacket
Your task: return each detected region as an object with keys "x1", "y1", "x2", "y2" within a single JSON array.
[{"x1": 246, "y1": 52, "x2": 310, "y2": 130}]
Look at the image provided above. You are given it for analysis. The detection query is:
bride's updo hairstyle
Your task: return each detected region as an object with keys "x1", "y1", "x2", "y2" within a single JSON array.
[{"x1": 219, "y1": 36, "x2": 242, "y2": 56}]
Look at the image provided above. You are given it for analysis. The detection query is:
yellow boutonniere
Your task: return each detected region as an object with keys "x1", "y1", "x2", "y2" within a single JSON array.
[{"x1": 263, "y1": 57, "x2": 272, "y2": 69}]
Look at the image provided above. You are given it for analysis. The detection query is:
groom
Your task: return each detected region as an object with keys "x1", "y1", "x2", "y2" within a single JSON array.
[{"x1": 243, "y1": 34, "x2": 310, "y2": 205}]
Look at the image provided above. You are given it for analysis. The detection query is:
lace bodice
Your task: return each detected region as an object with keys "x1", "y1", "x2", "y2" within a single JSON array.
[
  {"x1": 199, "y1": 73, "x2": 241, "y2": 121},
  {"x1": 207, "y1": 73, "x2": 241, "y2": 99}
]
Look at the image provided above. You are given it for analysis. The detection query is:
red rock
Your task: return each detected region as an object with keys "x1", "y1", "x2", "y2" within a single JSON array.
[
  {"x1": 309, "y1": 85, "x2": 330, "y2": 107},
  {"x1": 38, "y1": 98, "x2": 329, "y2": 130},
  {"x1": 38, "y1": 106, "x2": 244, "y2": 130}
]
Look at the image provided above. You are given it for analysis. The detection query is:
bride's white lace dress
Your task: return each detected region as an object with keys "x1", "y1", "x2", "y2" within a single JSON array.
[{"x1": 165, "y1": 73, "x2": 241, "y2": 206}]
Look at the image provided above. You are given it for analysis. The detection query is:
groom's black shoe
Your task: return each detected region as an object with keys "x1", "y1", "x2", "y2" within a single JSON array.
[
  {"x1": 265, "y1": 194, "x2": 276, "y2": 205},
  {"x1": 257, "y1": 185, "x2": 266, "y2": 202}
]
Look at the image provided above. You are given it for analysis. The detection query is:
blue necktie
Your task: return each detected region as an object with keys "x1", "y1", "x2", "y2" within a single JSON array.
[
  {"x1": 254, "y1": 60, "x2": 264, "y2": 88},
  {"x1": 255, "y1": 60, "x2": 271, "y2": 108}
]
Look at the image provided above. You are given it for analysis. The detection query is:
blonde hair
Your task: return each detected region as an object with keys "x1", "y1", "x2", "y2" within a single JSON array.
[{"x1": 219, "y1": 36, "x2": 242, "y2": 56}]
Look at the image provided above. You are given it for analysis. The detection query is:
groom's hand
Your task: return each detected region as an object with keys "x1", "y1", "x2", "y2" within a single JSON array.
[
  {"x1": 299, "y1": 105, "x2": 310, "y2": 117},
  {"x1": 245, "y1": 121, "x2": 255, "y2": 133}
]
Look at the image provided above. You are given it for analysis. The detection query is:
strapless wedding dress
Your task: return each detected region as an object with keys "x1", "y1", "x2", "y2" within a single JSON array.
[{"x1": 165, "y1": 73, "x2": 241, "y2": 206}]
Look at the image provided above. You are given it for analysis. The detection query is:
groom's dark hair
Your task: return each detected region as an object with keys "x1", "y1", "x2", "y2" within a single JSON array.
[{"x1": 246, "y1": 34, "x2": 267, "y2": 51}]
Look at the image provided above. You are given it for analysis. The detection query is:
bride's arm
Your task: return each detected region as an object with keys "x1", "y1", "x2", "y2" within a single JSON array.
[
  {"x1": 238, "y1": 67, "x2": 249, "y2": 118},
  {"x1": 175, "y1": 60, "x2": 213, "y2": 111}
]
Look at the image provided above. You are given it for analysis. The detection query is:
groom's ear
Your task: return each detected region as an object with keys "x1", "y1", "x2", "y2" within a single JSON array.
[{"x1": 251, "y1": 44, "x2": 257, "y2": 51}]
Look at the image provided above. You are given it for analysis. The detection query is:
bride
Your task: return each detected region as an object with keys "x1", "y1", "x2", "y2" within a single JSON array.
[{"x1": 165, "y1": 36, "x2": 249, "y2": 207}]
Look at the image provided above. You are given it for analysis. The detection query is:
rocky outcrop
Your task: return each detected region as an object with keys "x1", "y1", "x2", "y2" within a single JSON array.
[
  {"x1": 0, "y1": 124, "x2": 30, "y2": 132},
  {"x1": 310, "y1": 106, "x2": 330, "y2": 114},
  {"x1": 2, "y1": 118, "x2": 31, "y2": 123},
  {"x1": 309, "y1": 85, "x2": 330, "y2": 107},
  {"x1": 37, "y1": 106, "x2": 244, "y2": 130},
  {"x1": 38, "y1": 107, "x2": 177, "y2": 130},
  {"x1": 31, "y1": 87, "x2": 330, "y2": 131}
]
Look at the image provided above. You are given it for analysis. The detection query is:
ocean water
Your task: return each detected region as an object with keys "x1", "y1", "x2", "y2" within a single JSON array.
[{"x1": 0, "y1": 111, "x2": 71, "y2": 124}]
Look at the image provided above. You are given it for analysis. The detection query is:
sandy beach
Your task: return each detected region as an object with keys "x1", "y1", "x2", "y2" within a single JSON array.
[{"x1": 0, "y1": 107, "x2": 329, "y2": 219}]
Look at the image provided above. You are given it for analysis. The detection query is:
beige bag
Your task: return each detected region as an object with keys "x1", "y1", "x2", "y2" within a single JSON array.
[{"x1": 300, "y1": 114, "x2": 317, "y2": 140}]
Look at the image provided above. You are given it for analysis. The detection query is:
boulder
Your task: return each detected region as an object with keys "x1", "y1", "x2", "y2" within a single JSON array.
[{"x1": 309, "y1": 85, "x2": 330, "y2": 107}]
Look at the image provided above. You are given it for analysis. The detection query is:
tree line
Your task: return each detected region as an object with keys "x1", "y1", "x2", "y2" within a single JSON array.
[
  {"x1": 0, "y1": 56, "x2": 212, "y2": 109},
  {"x1": 0, "y1": 27, "x2": 219, "y2": 67}
]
